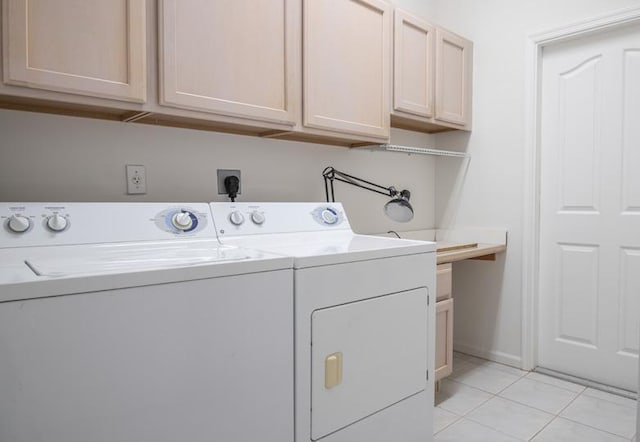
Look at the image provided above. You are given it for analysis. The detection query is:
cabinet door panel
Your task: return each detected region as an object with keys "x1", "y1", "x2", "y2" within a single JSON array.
[
  {"x1": 393, "y1": 9, "x2": 434, "y2": 118},
  {"x1": 160, "y1": 0, "x2": 297, "y2": 125},
  {"x1": 304, "y1": 0, "x2": 390, "y2": 138},
  {"x1": 435, "y1": 298, "x2": 453, "y2": 381},
  {"x1": 2, "y1": 0, "x2": 146, "y2": 102},
  {"x1": 436, "y1": 263, "x2": 452, "y2": 302},
  {"x1": 435, "y1": 28, "x2": 472, "y2": 127}
]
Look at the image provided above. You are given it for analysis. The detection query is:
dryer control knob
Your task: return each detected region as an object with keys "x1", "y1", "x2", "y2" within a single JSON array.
[
  {"x1": 251, "y1": 211, "x2": 265, "y2": 225},
  {"x1": 8, "y1": 214, "x2": 31, "y2": 233},
  {"x1": 46, "y1": 214, "x2": 68, "y2": 232},
  {"x1": 321, "y1": 209, "x2": 338, "y2": 225},
  {"x1": 229, "y1": 211, "x2": 245, "y2": 226},
  {"x1": 172, "y1": 212, "x2": 193, "y2": 230}
]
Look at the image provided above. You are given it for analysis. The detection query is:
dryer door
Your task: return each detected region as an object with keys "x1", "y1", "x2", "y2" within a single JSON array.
[{"x1": 310, "y1": 287, "x2": 428, "y2": 440}]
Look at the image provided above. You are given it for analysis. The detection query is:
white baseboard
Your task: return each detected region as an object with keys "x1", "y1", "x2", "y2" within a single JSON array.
[{"x1": 453, "y1": 341, "x2": 523, "y2": 370}]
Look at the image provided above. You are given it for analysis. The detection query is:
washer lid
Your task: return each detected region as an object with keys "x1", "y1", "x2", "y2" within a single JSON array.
[{"x1": 25, "y1": 240, "x2": 252, "y2": 277}]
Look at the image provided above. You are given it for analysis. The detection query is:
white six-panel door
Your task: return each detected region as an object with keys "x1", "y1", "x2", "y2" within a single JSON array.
[{"x1": 539, "y1": 25, "x2": 640, "y2": 391}]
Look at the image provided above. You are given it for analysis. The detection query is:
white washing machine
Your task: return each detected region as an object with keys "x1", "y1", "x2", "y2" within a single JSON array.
[
  {"x1": 210, "y1": 202, "x2": 436, "y2": 442},
  {"x1": 0, "y1": 202, "x2": 294, "y2": 442}
]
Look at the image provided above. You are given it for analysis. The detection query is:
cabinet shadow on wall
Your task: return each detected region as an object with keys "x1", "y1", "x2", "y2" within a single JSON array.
[{"x1": 433, "y1": 131, "x2": 471, "y2": 229}]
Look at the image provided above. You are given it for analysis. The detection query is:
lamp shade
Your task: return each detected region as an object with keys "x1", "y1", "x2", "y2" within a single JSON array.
[{"x1": 384, "y1": 192, "x2": 414, "y2": 223}]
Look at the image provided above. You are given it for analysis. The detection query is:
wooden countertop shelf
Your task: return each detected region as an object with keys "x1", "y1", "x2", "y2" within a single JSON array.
[{"x1": 436, "y1": 242, "x2": 507, "y2": 264}]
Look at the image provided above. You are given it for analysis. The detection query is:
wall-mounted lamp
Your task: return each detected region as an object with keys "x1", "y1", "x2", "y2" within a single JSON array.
[{"x1": 322, "y1": 167, "x2": 414, "y2": 223}]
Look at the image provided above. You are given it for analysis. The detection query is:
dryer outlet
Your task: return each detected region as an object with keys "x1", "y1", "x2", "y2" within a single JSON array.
[{"x1": 217, "y1": 169, "x2": 241, "y2": 196}]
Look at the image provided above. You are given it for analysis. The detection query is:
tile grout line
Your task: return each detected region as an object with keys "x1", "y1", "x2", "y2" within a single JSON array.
[
  {"x1": 465, "y1": 394, "x2": 556, "y2": 441},
  {"x1": 433, "y1": 407, "x2": 462, "y2": 436},
  {"x1": 559, "y1": 414, "x2": 635, "y2": 439},
  {"x1": 495, "y1": 370, "x2": 529, "y2": 395},
  {"x1": 444, "y1": 378, "x2": 496, "y2": 414},
  {"x1": 580, "y1": 390, "x2": 639, "y2": 409},
  {"x1": 450, "y1": 365, "x2": 562, "y2": 440},
  {"x1": 456, "y1": 416, "x2": 529, "y2": 441},
  {"x1": 497, "y1": 379, "x2": 584, "y2": 415},
  {"x1": 524, "y1": 372, "x2": 588, "y2": 394},
  {"x1": 553, "y1": 389, "x2": 632, "y2": 440},
  {"x1": 505, "y1": 369, "x2": 584, "y2": 440},
  {"x1": 527, "y1": 419, "x2": 553, "y2": 441},
  {"x1": 533, "y1": 367, "x2": 637, "y2": 400},
  {"x1": 450, "y1": 367, "x2": 527, "y2": 396},
  {"x1": 448, "y1": 355, "x2": 637, "y2": 440}
]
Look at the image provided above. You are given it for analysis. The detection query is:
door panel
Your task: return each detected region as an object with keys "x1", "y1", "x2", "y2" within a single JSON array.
[
  {"x1": 303, "y1": 0, "x2": 390, "y2": 138},
  {"x1": 434, "y1": 28, "x2": 472, "y2": 127},
  {"x1": 622, "y1": 50, "x2": 640, "y2": 213},
  {"x1": 557, "y1": 56, "x2": 601, "y2": 212},
  {"x1": 159, "y1": 0, "x2": 297, "y2": 124},
  {"x1": 3, "y1": 0, "x2": 146, "y2": 102},
  {"x1": 310, "y1": 288, "x2": 427, "y2": 440},
  {"x1": 393, "y1": 9, "x2": 434, "y2": 118},
  {"x1": 539, "y1": 25, "x2": 640, "y2": 391},
  {"x1": 619, "y1": 248, "x2": 640, "y2": 356},
  {"x1": 556, "y1": 243, "x2": 599, "y2": 347},
  {"x1": 435, "y1": 298, "x2": 453, "y2": 381}
]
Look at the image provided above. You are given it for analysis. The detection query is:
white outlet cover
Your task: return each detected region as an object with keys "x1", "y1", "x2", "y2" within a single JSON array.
[{"x1": 126, "y1": 165, "x2": 146, "y2": 195}]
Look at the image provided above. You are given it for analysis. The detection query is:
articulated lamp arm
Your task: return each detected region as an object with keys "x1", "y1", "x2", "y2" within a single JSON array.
[{"x1": 321, "y1": 167, "x2": 414, "y2": 222}]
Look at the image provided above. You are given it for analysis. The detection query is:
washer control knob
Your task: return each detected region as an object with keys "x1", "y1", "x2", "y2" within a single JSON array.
[
  {"x1": 251, "y1": 211, "x2": 265, "y2": 225},
  {"x1": 172, "y1": 212, "x2": 194, "y2": 230},
  {"x1": 8, "y1": 214, "x2": 31, "y2": 233},
  {"x1": 229, "y1": 211, "x2": 245, "y2": 226},
  {"x1": 46, "y1": 214, "x2": 68, "y2": 232},
  {"x1": 321, "y1": 209, "x2": 338, "y2": 225}
]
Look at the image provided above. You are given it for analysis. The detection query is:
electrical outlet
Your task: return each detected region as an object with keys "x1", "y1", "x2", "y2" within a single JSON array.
[
  {"x1": 217, "y1": 169, "x2": 241, "y2": 195},
  {"x1": 126, "y1": 165, "x2": 146, "y2": 195}
]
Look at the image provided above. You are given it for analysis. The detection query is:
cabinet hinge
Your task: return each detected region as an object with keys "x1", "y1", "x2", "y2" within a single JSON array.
[{"x1": 426, "y1": 370, "x2": 429, "y2": 381}]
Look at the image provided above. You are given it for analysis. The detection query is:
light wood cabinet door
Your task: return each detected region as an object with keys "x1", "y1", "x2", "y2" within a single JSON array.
[
  {"x1": 436, "y1": 263, "x2": 452, "y2": 302},
  {"x1": 393, "y1": 9, "x2": 434, "y2": 118},
  {"x1": 435, "y1": 298, "x2": 454, "y2": 381},
  {"x1": 159, "y1": 0, "x2": 298, "y2": 125},
  {"x1": 303, "y1": 0, "x2": 390, "y2": 138},
  {"x1": 2, "y1": 0, "x2": 146, "y2": 103},
  {"x1": 435, "y1": 27, "x2": 473, "y2": 127}
]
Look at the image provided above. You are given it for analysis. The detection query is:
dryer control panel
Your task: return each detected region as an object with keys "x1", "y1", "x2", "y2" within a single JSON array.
[
  {"x1": 0, "y1": 203, "x2": 216, "y2": 248},
  {"x1": 211, "y1": 202, "x2": 352, "y2": 238}
]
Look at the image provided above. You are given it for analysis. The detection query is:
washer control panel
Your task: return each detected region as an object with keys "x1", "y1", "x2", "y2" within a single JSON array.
[
  {"x1": 153, "y1": 207, "x2": 207, "y2": 234},
  {"x1": 211, "y1": 202, "x2": 351, "y2": 237},
  {"x1": 0, "y1": 203, "x2": 217, "y2": 248},
  {"x1": 2, "y1": 205, "x2": 71, "y2": 236}
]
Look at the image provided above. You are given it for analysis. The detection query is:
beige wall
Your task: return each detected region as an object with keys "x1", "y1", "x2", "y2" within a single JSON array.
[{"x1": 0, "y1": 109, "x2": 436, "y2": 235}]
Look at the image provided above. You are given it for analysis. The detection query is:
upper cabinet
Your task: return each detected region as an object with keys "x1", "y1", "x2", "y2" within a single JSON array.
[
  {"x1": 2, "y1": 0, "x2": 146, "y2": 103},
  {"x1": 435, "y1": 27, "x2": 472, "y2": 128},
  {"x1": 158, "y1": 0, "x2": 298, "y2": 126},
  {"x1": 302, "y1": 0, "x2": 390, "y2": 140},
  {"x1": 393, "y1": 9, "x2": 434, "y2": 119},
  {"x1": 0, "y1": 1, "x2": 472, "y2": 143},
  {"x1": 392, "y1": 9, "x2": 472, "y2": 132}
]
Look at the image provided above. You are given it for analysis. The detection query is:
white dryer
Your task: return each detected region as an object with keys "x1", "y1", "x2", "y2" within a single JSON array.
[
  {"x1": 210, "y1": 202, "x2": 436, "y2": 442},
  {"x1": 0, "y1": 202, "x2": 294, "y2": 442}
]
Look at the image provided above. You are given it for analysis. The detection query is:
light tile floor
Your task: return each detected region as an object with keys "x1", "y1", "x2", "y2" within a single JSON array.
[{"x1": 435, "y1": 352, "x2": 638, "y2": 441}]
